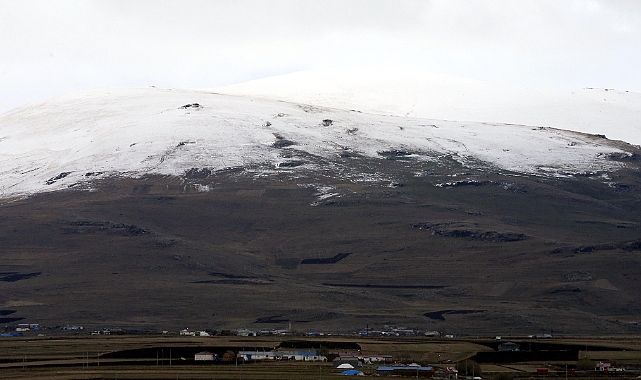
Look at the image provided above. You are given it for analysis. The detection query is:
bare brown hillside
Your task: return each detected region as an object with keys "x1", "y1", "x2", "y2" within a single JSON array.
[{"x1": 1, "y1": 153, "x2": 641, "y2": 335}]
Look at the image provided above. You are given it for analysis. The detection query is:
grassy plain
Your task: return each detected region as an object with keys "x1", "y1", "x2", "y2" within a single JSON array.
[{"x1": 1, "y1": 335, "x2": 641, "y2": 379}]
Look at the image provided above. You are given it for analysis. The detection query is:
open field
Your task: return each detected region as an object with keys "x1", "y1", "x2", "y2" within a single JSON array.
[
  {"x1": 1, "y1": 335, "x2": 641, "y2": 379},
  {"x1": 0, "y1": 362, "x2": 347, "y2": 380}
]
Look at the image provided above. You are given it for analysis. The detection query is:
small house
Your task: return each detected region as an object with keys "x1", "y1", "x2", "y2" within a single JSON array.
[
  {"x1": 596, "y1": 362, "x2": 611, "y2": 372},
  {"x1": 194, "y1": 351, "x2": 216, "y2": 361},
  {"x1": 238, "y1": 350, "x2": 276, "y2": 361}
]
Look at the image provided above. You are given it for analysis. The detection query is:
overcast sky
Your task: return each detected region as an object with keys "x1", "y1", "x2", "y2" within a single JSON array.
[{"x1": 1, "y1": 0, "x2": 640, "y2": 113}]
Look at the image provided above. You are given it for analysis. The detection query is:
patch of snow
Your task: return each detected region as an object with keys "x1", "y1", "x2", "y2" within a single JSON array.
[
  {"x1": 194, "y1": 184, "x2": 212, "y2": 192},
  {"x1": 298, "y1": 183, "x2": 339, "y2": 202}
]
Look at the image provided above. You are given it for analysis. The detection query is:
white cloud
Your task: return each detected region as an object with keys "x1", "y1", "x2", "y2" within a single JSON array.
[{"x1": 1, "y1": 0, "x2": 640, "y2": 113}]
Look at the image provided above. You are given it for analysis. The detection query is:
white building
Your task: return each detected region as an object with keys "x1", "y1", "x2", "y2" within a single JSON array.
[
  {"x1": 194, "y1": 351, "x2": 216, "y2": 361},
  {"x1": 238, "y1": 351, "x2": 276, "y2": 361},
  {"x1": 275, "y1": 350, "x2": 325, "y2": 361},
  {"x1": 236, "y1": 328, "x2": 256, "y2": 337},
  {"x1": 180, "y1": 328, "x2": 195, "y2": 336}
]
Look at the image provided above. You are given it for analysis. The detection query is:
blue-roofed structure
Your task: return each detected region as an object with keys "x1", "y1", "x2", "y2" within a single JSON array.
[{"x1": 340, "y1": 369, "x2": 364, "y2": 376}]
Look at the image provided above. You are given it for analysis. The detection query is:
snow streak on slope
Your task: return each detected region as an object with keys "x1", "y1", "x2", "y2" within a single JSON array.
[
  {"x1": 214, "y1": 68, "x2": 641, "y2": 146},
  {"x1": 0, "y1": 86, "x2": 633, "y2": 199}
]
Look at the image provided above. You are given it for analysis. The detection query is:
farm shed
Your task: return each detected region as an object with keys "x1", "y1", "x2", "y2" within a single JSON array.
[
  {"x1": 194, "y1": 351, "x2": 216, "y2": 361},
  {"x1": 238, "y1": 350, "x2": 276, "y2": 361}
]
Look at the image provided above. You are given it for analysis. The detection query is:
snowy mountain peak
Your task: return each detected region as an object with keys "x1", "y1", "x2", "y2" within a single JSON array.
[
  {"x1": 214, "y1": 68, "x2": 641, "y2": 146},
  {"x1": 0, "y1": 71, "x2": 639, "y2": 199}
]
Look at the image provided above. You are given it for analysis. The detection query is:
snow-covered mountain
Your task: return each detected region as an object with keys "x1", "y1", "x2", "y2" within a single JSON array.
[
  {"x1": 2, "y1": 70, "x2": 641, "y2": 335},
  {"x1": 0, "y1": 69, "x2": 639, "y2": 199}
]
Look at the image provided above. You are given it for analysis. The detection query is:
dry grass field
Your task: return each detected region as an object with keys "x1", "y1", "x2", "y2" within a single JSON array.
[
  {"x1": 1, "y1": 335, "x2": 641, "y2": 379},
  {"x1": 0, "y1": 362, "x2": 348, "y2": 380}
]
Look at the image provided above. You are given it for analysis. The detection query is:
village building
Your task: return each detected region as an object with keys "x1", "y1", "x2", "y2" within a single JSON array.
[
  {"x1": 236, "y1": 349, "x2": 327, "y2": 362},
  {"x1": 238, "y1": 350, "x2": 276, "y2": 361},
  {"x1": 178, "y1": 328, "x2": 210, "y2": 336},
  {"x1": 274, "y1": 350, "x2": 326, "y2": 361},
  {"x1": 194, "y1": 351, "x2": 216, "y2": 361}
]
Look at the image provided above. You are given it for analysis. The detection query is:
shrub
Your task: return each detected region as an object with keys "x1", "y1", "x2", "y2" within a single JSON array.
[{"x1": 222, "y1": 350, "x2": 236, "y2": 362}]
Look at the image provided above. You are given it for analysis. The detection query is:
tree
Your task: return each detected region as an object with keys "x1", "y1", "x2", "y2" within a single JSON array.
[{"x1": 456, "y1": 359, "x2": 482, "y2": 376}]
